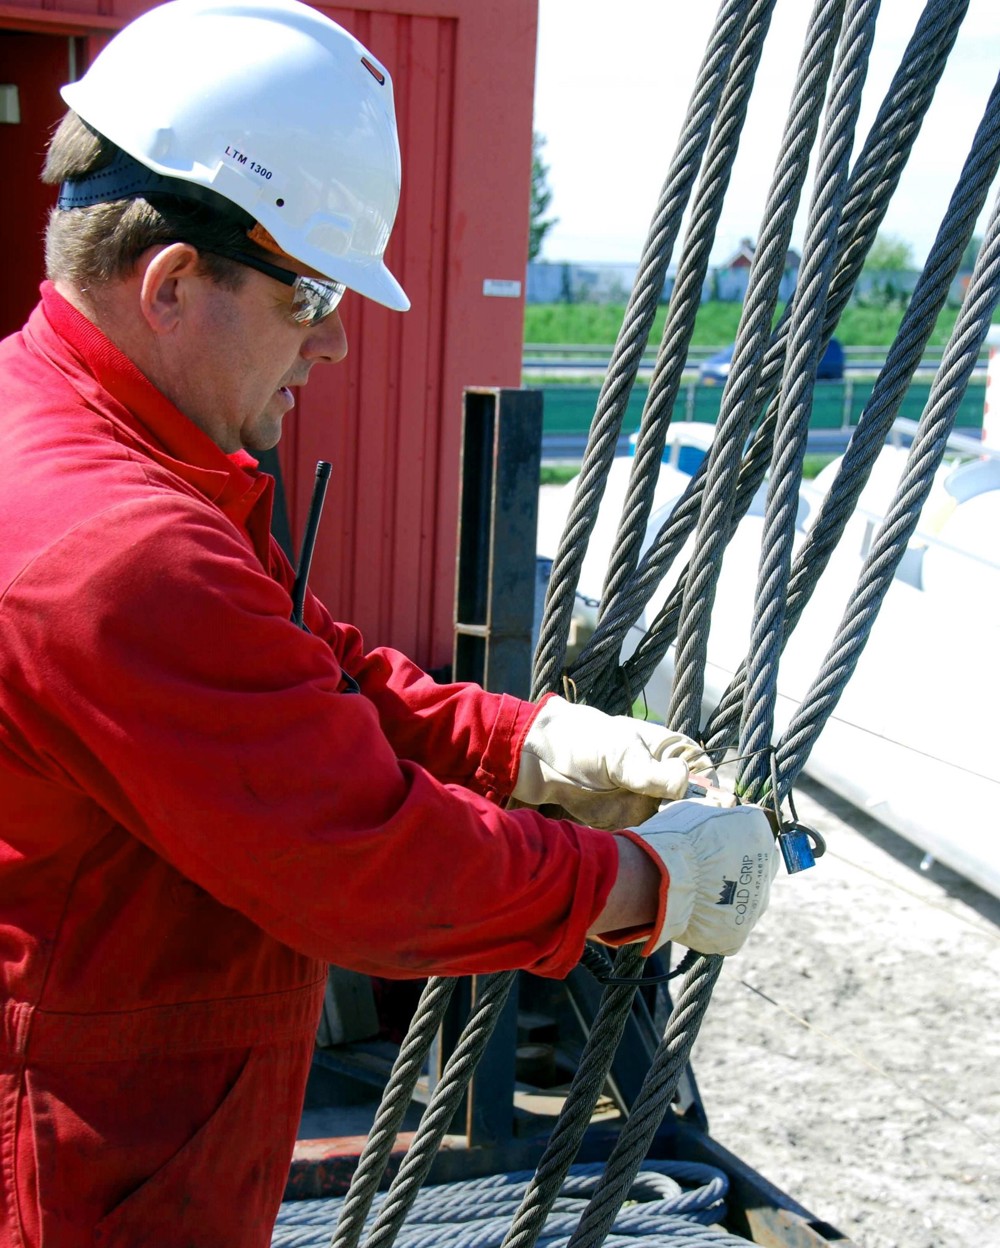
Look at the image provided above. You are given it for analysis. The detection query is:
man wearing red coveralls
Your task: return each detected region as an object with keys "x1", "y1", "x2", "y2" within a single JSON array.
[{"x1": 0, "y1": 1, "x2": 778, "y2": 1243}]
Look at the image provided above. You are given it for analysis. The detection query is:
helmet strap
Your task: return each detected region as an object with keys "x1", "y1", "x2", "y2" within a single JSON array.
[{"x1": 57, "y1": 146, "x2": 254, "y2": 230}]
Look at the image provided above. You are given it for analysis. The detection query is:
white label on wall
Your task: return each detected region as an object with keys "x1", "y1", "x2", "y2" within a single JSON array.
[
  {"x1": 483, "y1": 279, "x2": 522, "y2": 298},
  {"x1": 0, "y1": 85, "x2": 21, "y2": 125}
]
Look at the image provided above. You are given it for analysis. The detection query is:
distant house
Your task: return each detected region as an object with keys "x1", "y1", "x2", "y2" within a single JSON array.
[
  {"x1": 720, "y1": 238, "x2": 801, "y2": 275},
  {"x1": 713, "y1": 239, "x2": 801, "y2": 302},
  {"x1": 527, "y1": 242, "x2": 806, "y2": 305},
  {"x1": 722, "y1": 237, "x2": 757, "y2": 270},
  {"x1": 526, "y1": 261, "x2": 676, "y2": 304}
]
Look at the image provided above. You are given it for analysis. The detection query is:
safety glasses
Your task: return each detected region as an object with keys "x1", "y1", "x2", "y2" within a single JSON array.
[{"x1": 203, "y1": 249, "x2": 346, "y2": 326}]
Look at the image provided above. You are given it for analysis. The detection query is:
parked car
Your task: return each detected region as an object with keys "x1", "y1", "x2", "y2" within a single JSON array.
[{"x1": 699, "y1": 337, "x2": 845, "y2": 383}]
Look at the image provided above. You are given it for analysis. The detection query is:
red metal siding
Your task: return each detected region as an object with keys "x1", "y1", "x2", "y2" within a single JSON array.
[
  {"x1": 0, "y1": 0, "x2": 537, "y2": 671},
  {"x1": 0, "y1": 32, "x2": 73, "y2": 331},
  {"x1": 283, "y1": 2, "x2": 538, "y2": 670}
]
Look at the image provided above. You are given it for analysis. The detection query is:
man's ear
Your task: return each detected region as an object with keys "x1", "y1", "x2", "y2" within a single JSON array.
[{"x1": 138, "y1": 243, "x2": 203, "y2": 334}]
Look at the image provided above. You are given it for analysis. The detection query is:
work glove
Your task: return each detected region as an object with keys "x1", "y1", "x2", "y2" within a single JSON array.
[
  {"x1": 512, "y1": 695, "x2": 721, "y2": 829},
  {"x1": 624, "y1": 799, "x2": 779, "y2": 956}
]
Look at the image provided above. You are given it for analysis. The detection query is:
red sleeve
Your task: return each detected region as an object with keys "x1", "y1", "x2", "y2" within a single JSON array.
[
  {"x1": 292, "y1": 576, "x2": 543, "y2": 802},
  {"x1": 2, "y1": 498, "x2": 617, "y2": 979}
]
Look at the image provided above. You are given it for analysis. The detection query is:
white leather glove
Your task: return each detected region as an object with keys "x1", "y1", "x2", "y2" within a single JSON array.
[
  {"x1": 625, "y1": 800, "x2": 779, "y2": 955},
  {"x1": 512, "y1": 695, "x2": 720, "y2": 829}
]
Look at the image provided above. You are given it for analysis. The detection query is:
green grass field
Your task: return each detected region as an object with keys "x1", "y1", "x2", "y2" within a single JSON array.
[{"x1": 523, "y1": 300, "x2": 991, "y2": 348}]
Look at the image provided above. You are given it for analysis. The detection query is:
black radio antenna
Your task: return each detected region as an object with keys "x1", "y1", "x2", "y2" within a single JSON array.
[{"x1": 290, "y1": 459, "x2": 332, "y2": 628}]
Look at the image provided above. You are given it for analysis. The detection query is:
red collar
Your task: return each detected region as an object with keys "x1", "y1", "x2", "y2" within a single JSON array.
[{"x1": 31, "y1": 283, "x2": 274, "y2": 547}]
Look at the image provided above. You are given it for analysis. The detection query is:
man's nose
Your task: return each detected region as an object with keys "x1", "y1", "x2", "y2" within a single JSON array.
[{"x1": 302, "y1": 309, "x2": 348, "y2": 364}]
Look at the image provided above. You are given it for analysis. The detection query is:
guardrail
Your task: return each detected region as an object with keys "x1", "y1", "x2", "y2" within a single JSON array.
[
  {"x1": 522, "y1": 343, "x2": 990, "y2": 374},
  {"x1": 541, "y1": 412, "x2": 988, "y2": 464},
  {"x1": 534, "y1": 389, "x2": 988, "y2": 459}
]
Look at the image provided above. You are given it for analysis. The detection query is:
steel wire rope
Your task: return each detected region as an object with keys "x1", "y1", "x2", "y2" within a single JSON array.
[
  {"x1": 530, "y1": 0, "x2": 755, "y2": 701},
  {"x1": 561, "y1": 957, "x2": 726, "y2": 1248},
  {"x1": 547, "y1": 12, "x2": 921, "y2": 1241},
  {"x1": 702, "y1": 69, "x2": 1000, "y2": 759},
  {"x1": 735, "y1": 0, "x2": 882, "y2": 800},
  {"x1": 565, "y1": 450, "x2": 740, "y2": 714},
  {"x1": 565, "y1": 0, "x2": 970, "y2": 715},
  {"x1": 541, "y1": 0, "x2": 838, "y2": 713},
  {"x1": 821, "y1": 0, "x2": 971, "y2": 325},
  {"x1": 613, "y1": 426, "x2": 778, "y2": 720},
  {"x1": 498, "y1": 946, "x2": 649, "y2": 1248},
  {"x1": 330, "y1": 1161, "x2": 726, "y2": 1222},
  {"x1": 526, "y1": 9, "x2": 973, "y2": 1238},
  {"x1": 276, "y1": 1161, "x2": 747, "y2": 1248},
  {"x1": 354, "y1": 972, "x2": 519, "y2": 1248},
  {"x1": 624, "y1": 0, "x2": 974, "y2": 730},
  {"x1": 312, "y1": 2, "x2": 983, "y2": 1248},
  {"x1": 575, "y1": 0, "x2": 860, "y2": 718},
  {"x1": 593, "y1": 0, "x2": 956, "y2": 641},
  {"x1": 722, "y1": 0, "x2": 972, "y2": 426},
  {"x1": 329, "y1": 976, "x2": 458, "y2": 1248},
  {"x1": 665, "y1": 0, "x2": 850, "y2": 739},
  {"x1": 519, "y1": 19, "x2": 848, "y2": 1228},
  {"x1": 773, "y1": 194, "x2": 1000, "y2": 789},
  {"x1": 784, "y1": 65, "x2": 1000, "y2": 560},
  {"x1": 596, "y1": 0, "x2": 780, "y2": 618}
]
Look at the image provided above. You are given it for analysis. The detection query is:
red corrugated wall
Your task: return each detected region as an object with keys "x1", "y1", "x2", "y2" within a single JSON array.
[{"x1": 0, "y1": 0, "x2": 537, "y2": 671}]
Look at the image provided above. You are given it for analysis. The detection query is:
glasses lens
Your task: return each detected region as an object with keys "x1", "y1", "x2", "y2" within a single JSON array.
[{"x1": 290, "y1": 275, "x2": 346, "y2": 326}]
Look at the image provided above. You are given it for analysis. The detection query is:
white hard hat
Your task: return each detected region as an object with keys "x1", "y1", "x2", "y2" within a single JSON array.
[{"x1": 60, "y1": 0, "x2": 409, "y2": 311}]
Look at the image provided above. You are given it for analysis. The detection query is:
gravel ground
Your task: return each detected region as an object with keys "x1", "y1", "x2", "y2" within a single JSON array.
[{"x1": 689, "y1": 776, "x2": 1000, "y2": 1248}]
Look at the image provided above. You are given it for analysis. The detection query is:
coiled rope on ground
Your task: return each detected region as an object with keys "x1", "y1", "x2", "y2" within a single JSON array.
[
  {"x1": 274, "y1": 1162, "x2": 747, "y2": 1248},
  {"x1": 276, "y1": 2, "x2": 1000, "y2": 1245}
]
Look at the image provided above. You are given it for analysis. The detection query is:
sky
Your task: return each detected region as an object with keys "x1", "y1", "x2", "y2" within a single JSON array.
[{"x1": 532, "y1": 0, "x2": 1000, "y2": 267}]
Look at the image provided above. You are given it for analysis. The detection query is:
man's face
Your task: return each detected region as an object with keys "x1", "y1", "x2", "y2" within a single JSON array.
[{"x1": 165, "y1": 253, "x2": 349, "y2": 454}]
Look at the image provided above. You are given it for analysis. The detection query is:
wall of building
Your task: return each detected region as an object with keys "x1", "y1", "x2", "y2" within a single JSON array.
[{"x1": 0, "y1": 0, "x2": 537, "y2": 672}]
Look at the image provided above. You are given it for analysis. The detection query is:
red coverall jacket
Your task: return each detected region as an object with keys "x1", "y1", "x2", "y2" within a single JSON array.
[{"x1": 0, "y1": 285, "x2": 623, "y2": 1247}]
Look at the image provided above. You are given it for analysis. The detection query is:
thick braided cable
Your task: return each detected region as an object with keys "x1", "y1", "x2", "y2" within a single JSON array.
[
  {"x1": 702, "y1": 60, "x2": 1000, "y2": 762},
  {"x1": 324, "y1": 11, "x2": 982, "y2": 1248},
  {"x1": 775, "y1": 190, "x2": 1000, "y2": 787},
  {"x1": 546, "y1": 15, "x2": 979, "y2": 1241},
  {"x1": 563, "y1": 956, "x2": 726, "y2": 1248},
  {"x1": 729, "y1": 0, "x2": 972, "y2": 450},
  {"x1": 568, "y1": 453, "x2": 711, "y2": 709},
  {"x1": 529, "y1": 0, "x2": 753, "y2": 700},
  {"x1": 620, "y1": 418, "x2": 778, "y2": 723},
  {"x1": 606, "y1": 0, "x2": 873, "y2": 717},
  {"x1": 597, "y1": 0, "x2": 779, "y2": 617},
  {"x1": 569, "y1": 0, "x2": 972, "y2": 715},
  {"x1": 695, "y1": 0, "x2": 974, "y2": 751},
  {"x1": 358, "y1": 972, "x2": 518, "y2": 1248},
  {"x1": 824, "y1": 0, "x2": 970, "y2": 323},
  {"x1": 569, "y1": 403, "x2": 776, "y2": 715},
  {"x1": 736, "y1": 0, "x2": 882, "y2": 802},
  {"x1": 743, "y1": 0, "x2": 971, "y2": 412},
  {"x1": 665, "y1": 0, "x2": 848, "y2": 738},
  {"x1": 792, "y1": 91, "x2": 1000, "y2": 563},
  {"x1": 498, "y1": 946, "x2": 648, "y2": 1248},
  {"x1": 329, "y1": 976, "x2": 458, "y2": 1248}
]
